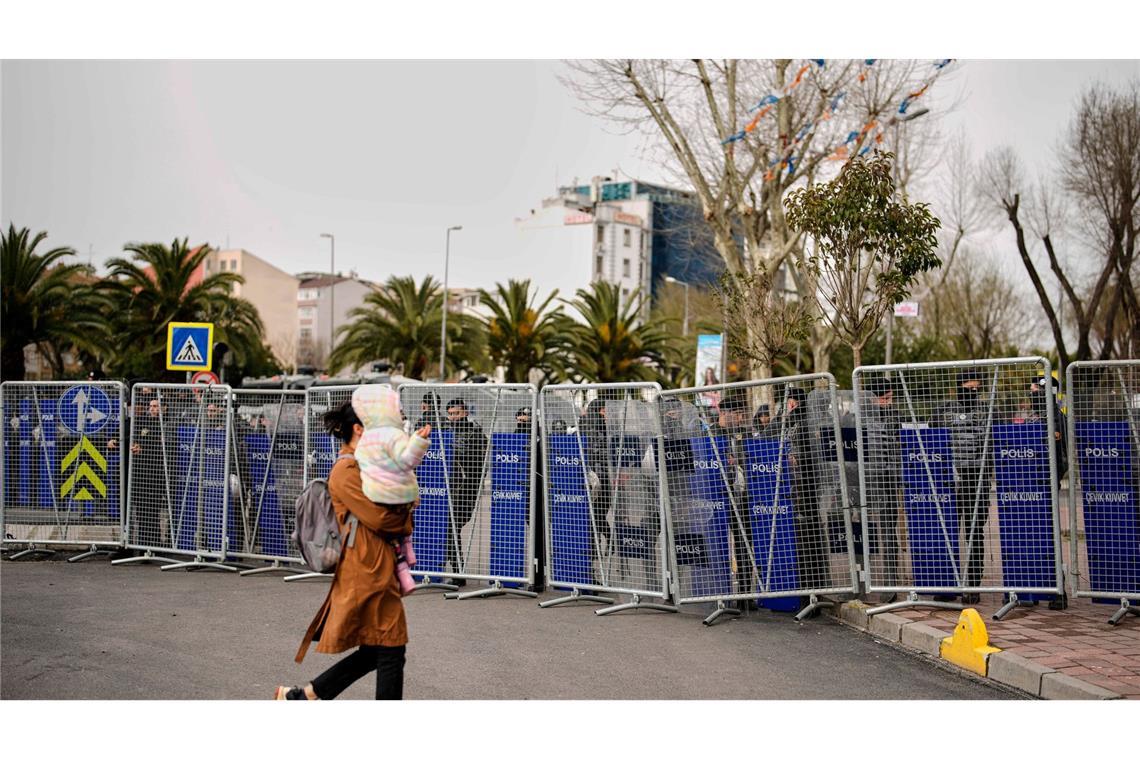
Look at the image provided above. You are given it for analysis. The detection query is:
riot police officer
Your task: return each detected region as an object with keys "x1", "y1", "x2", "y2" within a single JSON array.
[{"x1": 934, "y1": 369, "x2": 993, "y2": 603}]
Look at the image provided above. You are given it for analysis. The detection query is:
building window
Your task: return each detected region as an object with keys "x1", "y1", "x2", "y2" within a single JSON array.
[
  {"x1": 205, "y1": 259, "x2": 211, "y2": 272},
  {"x1": 623, "y1": 229, "x2": 631, "y2": 247},
  {"x1": 622, "y1": 288, "x2": 631, "y2": 302},
  {"x1": 596, "y1": 255, "x2": 604, "y2": 276},
  {"x1": 622, "y1": 258, "x2": 631, "y2": 278},
  {"x1": 300, "y1": 328, "x2": 312, "y2": 340},
  {"x1": 639, "y1": 260, "x2": 644, "y2": 280},
  {"x1": 596, "y1": 225, "x2": 605, "y2": 245}
]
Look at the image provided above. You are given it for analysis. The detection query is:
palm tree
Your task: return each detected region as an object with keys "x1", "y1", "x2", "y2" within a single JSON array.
[
  {"x1": 478, "y1": 279, "x2": 567, "y2": 384},
  {"x1": 99, "y1": 239, "x2": 265, "y2": 380},
  {"x1": 1, "y1": 224, "x2": 108, "y2": 381},
  {"x1": 330, "y1": 275, "x2": 484, "y2": 380},
  {"x1": 562, "y1": 281, "x2": 675, "y2": 383}
]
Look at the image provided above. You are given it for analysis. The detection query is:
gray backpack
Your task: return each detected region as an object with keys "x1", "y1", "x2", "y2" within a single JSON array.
[{"x1": 292, "y1": 454, "x2": 359, "y2": 573}]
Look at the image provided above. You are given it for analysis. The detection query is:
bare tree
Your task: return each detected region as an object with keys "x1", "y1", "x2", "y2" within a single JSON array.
[
  {"x1": 269, "y1": 327, "x2": 299, "y2": 375},
  {"x1": 981, "y1": 80, "x2": 1140, "y2": 366},
  {"x1": 563, "y1": 58, "x2": 956, "y2": 377},
  {"x1": 930, "y1": 247, "x2": 1034, "y2": 357},
  {"x1": 718, "y1": 268, "x2": 814, "y2": 374},
  {"x1": 905, "y1": 131, "x2": 993, "y2": 344}
]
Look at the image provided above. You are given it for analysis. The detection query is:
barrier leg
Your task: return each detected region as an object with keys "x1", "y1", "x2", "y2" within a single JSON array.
[
  {"x1": 1108, "y1": 599, "x2": 1139, "y2": 626},
  {"x1": 866, "y1": 591, "x2": 964, "y2": 617},
  {"x1": 991, "y1": 592, "x2": 1035, "y2": 621},
  {"x1": 412, "y1": 574, "x2": 459, "y2": 594},
  {"x1": 160, "y1": 555, "x2": 239, "y2": 572},
  {"x1": 794, "y1": 594, "x2": 835, "y2": 622},
  {"x1": 283, "y1": 571, "x2": 332, "y2": 583},
  {"x1": 68, "y1": 545, "x2": 117, "y2": 563},
  {"x1": 703, "y1": 600, "x2": 742, "y2": 626},
  {"x1": 445, "y1": 579, "x2": 540, "y2": 601},
  {"x1": 9, "y1": 544, "x2": 55, "y2": 560},
  {"x1": 239, "y1": 560, "x2": 309, "y2": 577},
  {"x1": 539, "y1": 587, "x2": 614, "y2": 608},
  {"x1": 595, "y1": 593, "x2": 678, "y2": 616},
  {"x1": 111, "y1": 550, "x2": 179, "y2": 566}
]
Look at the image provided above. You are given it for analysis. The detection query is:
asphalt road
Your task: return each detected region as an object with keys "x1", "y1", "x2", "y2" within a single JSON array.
[{"x1": 1, "y1": 557, "x2": 1019, "y2": 700}]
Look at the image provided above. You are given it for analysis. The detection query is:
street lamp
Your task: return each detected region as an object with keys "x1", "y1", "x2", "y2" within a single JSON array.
[
  {"x1": 320, "y1": 233, "x2": 335, "y2": 370},
  {"x1": 884, "y1": 107, "x2": 930, "y2": 366},
  {"x1": 440, "y1": 225, "x2": 462, "y2": 380},
  {"x1": 664, "y1": 275, "x2": 690, "y2": 336}
]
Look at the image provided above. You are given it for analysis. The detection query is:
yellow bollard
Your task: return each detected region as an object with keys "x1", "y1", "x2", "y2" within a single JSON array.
[{"x1": 940, "y1": 608, "x2": 1001, "y2": 676}]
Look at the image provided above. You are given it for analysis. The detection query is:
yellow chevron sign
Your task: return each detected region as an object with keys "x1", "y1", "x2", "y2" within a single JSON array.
[{"x1": 60, "y1": 437, "x2": 108, "y2": 500}]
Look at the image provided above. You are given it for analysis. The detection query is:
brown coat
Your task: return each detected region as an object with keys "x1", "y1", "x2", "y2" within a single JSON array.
[{"x1": 295, "y1": 444, "x2": 415, "y2": 663}]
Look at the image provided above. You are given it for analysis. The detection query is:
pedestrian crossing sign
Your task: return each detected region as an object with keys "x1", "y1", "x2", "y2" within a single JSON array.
[{"x1": 166, "y1": 321, "x2": 214, "y2": 371}]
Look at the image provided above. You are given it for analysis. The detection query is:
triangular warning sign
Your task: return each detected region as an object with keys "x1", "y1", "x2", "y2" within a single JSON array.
[{"x1": 175, "y1": 335, "x2": 204, "y2": 364}]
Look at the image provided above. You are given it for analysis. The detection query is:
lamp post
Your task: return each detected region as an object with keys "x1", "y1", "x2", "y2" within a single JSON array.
[
  {"x1": 664, "y1": 275, "x2": 690, "y2": 336},
  {"x1": 884, "y1": 106, "x2": 930, "y2": 366},
  {"x1": 440, "y1": 225, "x2": 462, "y2": 379},
  {"x1": 320, "y1": 233, "x2": 335, "y2": 370}
]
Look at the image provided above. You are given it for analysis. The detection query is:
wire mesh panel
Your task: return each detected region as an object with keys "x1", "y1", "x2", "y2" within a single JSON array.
[
  {"x1": 1, "y1": 381, "x2": 127, "y2": 549},
  {"x1": 660, "y1": 375, "x2": 854, "y2": 613},
  {"x1": 854, "y1": 358, "x2": 1063, "y2": 606},
  {"x1": 228, "y1": 389, "x2": 307, "y2": 564},
  {"x1": 1066, "y1": 361, "x2": 1140, "y2": 622},
  {"x1": 123, "y1": 383, "x2": 232, "y2": 559},
  {"x1": 303, "y1": 385, "x2": 360, "y2": 483},
  {"x1": 540, "y1": 383, "x2": 673, "y2": 607},
  {"x1": 399, "y1": 384, "x2": 536, "y2": 588}
]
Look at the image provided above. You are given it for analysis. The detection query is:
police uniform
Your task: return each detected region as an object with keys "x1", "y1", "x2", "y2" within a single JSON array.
[{"x1": 934, "y1": 377, "x2": 993, "y2": 590}]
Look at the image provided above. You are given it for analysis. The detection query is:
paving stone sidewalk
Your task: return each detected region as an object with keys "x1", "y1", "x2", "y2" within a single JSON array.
[{"x1": 852, "y1": 595, "x2": 1140, "y2": 698}]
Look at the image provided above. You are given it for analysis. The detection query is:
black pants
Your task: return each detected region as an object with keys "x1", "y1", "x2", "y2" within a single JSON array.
[
  {"x1": 868, "y1": 470, "x2": 901, "y2": 585},
  {"x1": 311, "y1": 644, "x2": 406, "y2": 700},
  {"x1": 131, "y1": 492, "x2": 162, "y2": 546},
  {"x1": 445, "y1": 485, "x2": 477, "y2": 574},
  {"x1": 956, "y1": 468, "x2": 989, "y2": 588}
]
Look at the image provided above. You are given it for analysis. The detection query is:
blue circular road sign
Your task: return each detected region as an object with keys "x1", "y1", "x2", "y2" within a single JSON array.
[{"x1": 58, "y1": 385, "x2": 112, "y2": 435}]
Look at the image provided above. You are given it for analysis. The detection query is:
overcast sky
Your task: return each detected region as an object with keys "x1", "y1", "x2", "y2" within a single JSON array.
[{"x1": 3, "y1": 59, "x2": 1138, "y2": 295}]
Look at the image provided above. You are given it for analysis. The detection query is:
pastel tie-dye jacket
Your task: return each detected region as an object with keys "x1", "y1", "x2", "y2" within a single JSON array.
[{"x1": 351, "y1": 384, "x2": 429, "y2": 505}]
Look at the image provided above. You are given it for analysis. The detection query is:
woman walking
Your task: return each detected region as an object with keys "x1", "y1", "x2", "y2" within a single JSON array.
[{"x1": 276, "y1": 391, "x2": 429, "y2": 700}]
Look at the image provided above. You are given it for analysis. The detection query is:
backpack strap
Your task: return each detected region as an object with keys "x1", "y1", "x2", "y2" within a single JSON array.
[{"x1": 334, "y1": 452, "x2": 359, "y2": 547}]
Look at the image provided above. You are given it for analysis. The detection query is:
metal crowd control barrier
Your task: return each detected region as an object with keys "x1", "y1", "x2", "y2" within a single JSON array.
[
  {"x1": 288, "y1": 384, "x2": 361, "y2": 582},
  {"x1": 400, "y1": 383, "x2": 538, "y2": 601},
  {"x1": 660, "y1": 374, "x2": 855, "y2": 624},
  {"x1": 854, "y1": 358, "x2": 1064, "y2": 619},
  {"x1": 228, "y1": 389, "x2": 308, "y2": 576},
  {"x1": 113, "y1": 383, "x2": 239, "y2": 572},
  {"x1": 1066, "y1": 360, "x2": 1140, "y2": 626},
  {"x1": 1, "y1": 381, "x2": 127, "y2": 561},
  {"x1": 539, "y1": 382, "x2": 677, "y2": 616}
]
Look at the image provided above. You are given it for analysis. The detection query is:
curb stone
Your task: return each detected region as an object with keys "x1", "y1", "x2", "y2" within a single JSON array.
[
  {"x1": 827, "y1": 601, "x2": 1124, "y2": 700},
  {"x1": 867, "y1": 612, "x2": 910, "y2": 642},
  {"x1": 987, "y1": 652, "x2": 1053, "y2": 696},
  {"x1": 1040, "y1": 672, "x2": 1121, "y2": 700},
  {"x1": 900, "y1": 622, "x2": 946, "y2": 657}
]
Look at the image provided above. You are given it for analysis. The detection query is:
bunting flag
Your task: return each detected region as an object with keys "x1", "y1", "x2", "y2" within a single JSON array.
[
  {"x1": 826, "y1": 59, "x2": 956, "y2": 161},
  {"x1": 859, "y1": 59, "x2": 877, "y2": 82},
  {"x1": 749, "y1": 93, "x2": 781, "y2": 113}
]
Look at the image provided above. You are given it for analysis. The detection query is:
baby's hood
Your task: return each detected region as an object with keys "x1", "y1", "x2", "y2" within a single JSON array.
[{"x1": 351, "y1": 384, "x2": 403, "y2": 430}]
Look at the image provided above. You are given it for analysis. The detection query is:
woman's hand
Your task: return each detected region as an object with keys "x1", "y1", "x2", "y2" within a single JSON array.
[{"x1": 416, "y1": 424, "x2": 431, "y2": 440}]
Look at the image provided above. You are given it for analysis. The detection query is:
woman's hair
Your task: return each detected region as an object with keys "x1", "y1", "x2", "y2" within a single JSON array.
[{"x1": 322, "y1": 400, "x2": 361, "y2": 444}]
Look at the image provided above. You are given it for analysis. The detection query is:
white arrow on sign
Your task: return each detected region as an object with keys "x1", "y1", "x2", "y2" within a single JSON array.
[{"x1": 69, "y1": 389, "x2": 107, "y2": 435}]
